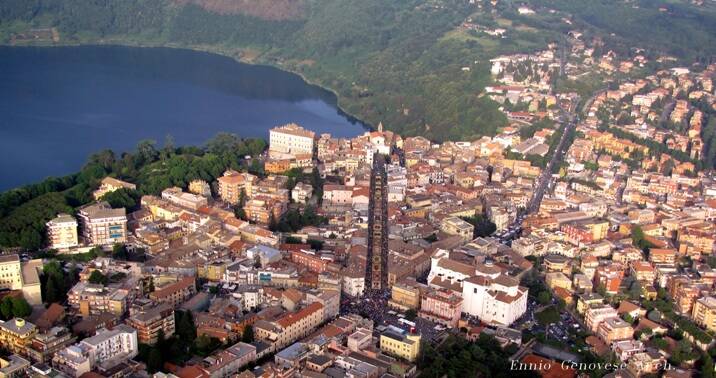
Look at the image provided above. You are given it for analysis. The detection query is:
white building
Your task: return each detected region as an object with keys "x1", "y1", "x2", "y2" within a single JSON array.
[
  {"x1": 426, "y1": 249, "x2": 476, "y2": 288},
  {"x1": 161, "y1": 187, "x2": 208, "y2": 210},
  {"x1": 342, "y1": 272, "x2": 365, "y2": 297},
  {"x1": 46, "y1": 213, "x2": 79, "y2": 250},
  {"x1": 269, "y1": 123, "x2": 315, "y2": 157},
  {"x1": 462, "y1": 274, "x2": 528, "y2": 326},
  {"x1": 53, "y1": 325, "x2": 137, "y2": 377},
  {"x1": 291, "y1": 183, "x2": 313, "y2": 204}
]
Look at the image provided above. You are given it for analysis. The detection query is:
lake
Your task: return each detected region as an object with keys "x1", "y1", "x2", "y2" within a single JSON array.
[{"x1": 0, "y1": 45, "x2": 366, "y2": 191}]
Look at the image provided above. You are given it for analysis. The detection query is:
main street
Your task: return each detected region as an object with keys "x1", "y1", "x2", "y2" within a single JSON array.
[{"x1": 493, "y1": 96, "x2": 581, "y2": 244}]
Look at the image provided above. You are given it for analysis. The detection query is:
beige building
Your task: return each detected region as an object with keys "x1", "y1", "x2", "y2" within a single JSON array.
[
  {"x1": 92, "y1": 177, "x2": 136, "y2": 200},
  {"x1": 254, "y1": 302, "x2": 324, "y2": 351},
  {"x1": 126, "y1": 303, "x2": 175, "y2": 345},
  {"x1": 269, "y1": 123, "x2": 315, "y2": 157},
  {"x1": 0, "y1": 256, "x2": 42, "y2": 306},
  {"x1": 546, "y1": 272, "x2": 573, "y2": 291},
  {"x1": 597, "y1": 317, "x2": 634, "y2": 344},
  {"x1": 440, "y1": 217, "x2": 474, "y2": 242},
  {"x1": 46, "y1": 213, "x2": 78, "y2": 250},
  {"x1": 188, "y1": 179, "x2": 211, "y2": 197},
  {"x1": 0, "y1": 319, "x2": 37, "y2": 355},
  {"x1": 68, "y1": 282, "x2": 128, "y2": 317},
  {"x1": 692, "y1": 296, "x2": 716, "y2": 332},
  {"x1": 161, "y1": 187, "x2": 208, "y2": 210},
  {"x1": 217, "y1": 170, "x2": 257, "y2": 205},
  {"x1": 77, "y1": 202, "x2": 127, "y2": 246},
  {"x1": 389, "y1": 282, "x2": 421, "y2": 311}
]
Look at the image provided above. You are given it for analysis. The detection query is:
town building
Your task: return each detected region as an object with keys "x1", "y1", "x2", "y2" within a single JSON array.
[
  {"x1": 585, "y1": 305, "x2": 619, "y2": 332},
  {"x1": 149, "y1": 276, "x2": 197, "y2": 308},
  {"x1": 379, "y1": 326, "x2": 421, "y2": 362},
  {"x1": 269, "y1": 124, "x2": 315, "y2": 157},
  {"x1": 126, "y1": 303, "x2": 176, "y2": 345},
  {"x1": 388, "y1": 282, "x2": 421, "y2": 311},
  {"x1": 161, "y1": 187, "x2": 208, "y2": 210},
  {"x1": 217, "y1": 170, "x2": 257, "y2": 205},
  {"x1": 53, "y1": 325, "x2": 138, "y2": 377},
  {"x1": 419, "y1": 289, "x2": 462, "y2": 327},
  {"x1": 597, "y1": 317, "x2": 634, "y2": 344},
  {"x1": 77, "y1": 202, "x2": 127, "y2": 246},
  {"x1": 0, "y1": 255, "x2": 42, "y2": 305},
  {"x1": 92, "y1": 177, "x2": 136, "y2": 200},
  {"x1": 26, "y1": 327, "x2": 76, "y2": 363},
  {"x1": 0, "y1": 318, "x2": 37, "y2": 355},
  {"x1": 692, "y1": 296, "x2": 716, "y2": 332},
  {"x1": 68, "y1": 282, "x2": 129, "y2": 317},
  {"x1": 462, "y1": 274, "x2": 528, "y2": 326},
  {"x1": 46, "y1": 213, "x2": 79, "y2": 250},
  {"x1": 439, "y1": 217, "x2": 474, "y2": 242}
]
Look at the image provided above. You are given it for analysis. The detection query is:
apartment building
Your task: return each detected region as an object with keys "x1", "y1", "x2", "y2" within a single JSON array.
[
  {"x1": 379, "y1": 326, "x2": 421, "y2": 362},
  {"x1": 439, "y1": 217, "x2": 474, "y2": 242},
  {"x1": 585, "y1": 305, "x2": 619, "y2": 332},
  {"x1": 597, "y1": 317, "x2": 634, "y2": 344},
  {"x1": 291, "y1": 183, "x2": 313, "y2": 204},
  {"x1": 419, "y1": 289, "x2": 462, "y2": 327},
  {"x1": 269, "y1": 123, "x2": 315, "y2": 156},
  {"x1": 0, "y1": 318, "x2": 37, "y2": 355},
  {"x1": 254, "y1": 302, "x2": 324, "y2": 351},
  {"x1": 593, "y1": 265, "x2": 624, "y2": 295},
  {"x1": 289, "y1": 250, "x2": 330, "y2": 274},
  {"x1": 46, "y1": 213, "x2": 79, "y2": 250},
  {"x1": 77, "y1": 202, "x2": 127, "y2": 246},
  {"x1": 692, "y1": 296, "x2": 716, "y2": 332},
  {"x1": 67, "y1": 282, "x2": 129, "y2": 317},
  {"x1": 649, "y1": 248, "x2": 677, "y2": 264},
  {"x1": 149, "y1": 276, "x2": 197, "y2": 308},
  {"x1": 125, "y1": 303, "x2": 175, "y2": 345},
  {"x1": 217, "y1": 170, "x2": 257, "y2": 205},
  {"x1": 26, "y1": 327, "x2": 76, "y2": 363},
  {"x1": 0, "y1": 255, "x2": 43, "y2": 306},
  {"x1": 389, "y1": 282, "x2": 421, "y2": 311},
  {"x1": 161, "y1": 187, "x2": 208, "y2": 210},
  {"x1": 462, "y1": 274, "x2": 528, "y2": 326},
  {"x1": 53, "y1": 325, "x2": 138, "y2": 377}
]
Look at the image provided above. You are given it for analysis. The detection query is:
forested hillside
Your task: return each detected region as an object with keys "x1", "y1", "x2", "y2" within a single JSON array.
[{"x1": 1, "y1": 0, "x2": 715, "y2": 141}]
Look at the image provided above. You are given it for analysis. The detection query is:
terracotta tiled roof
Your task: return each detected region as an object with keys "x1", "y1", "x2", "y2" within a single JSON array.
[{"x1": 276, "y1": 302, "x2": 323, "y2": 329}]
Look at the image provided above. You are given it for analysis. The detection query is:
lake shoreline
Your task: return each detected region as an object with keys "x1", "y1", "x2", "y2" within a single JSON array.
[
  {"x1": 0, "y1": 43, "x2": 367, "y2": 191},
  {"x1": 2, "y1": 39, "x2": 373, "y2": 133}
]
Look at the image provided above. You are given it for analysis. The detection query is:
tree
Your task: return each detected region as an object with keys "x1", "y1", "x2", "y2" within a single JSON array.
[
  {"x1": 702, "y1": 353, "x2": 715, "y2": 378},
  {"x1": 537, "y1": 291, "x2": 551, "y2": 305},
  {"x1": 88, "y1": 270, "x2": 108, "y2": 285},
  {"x1": 242, "y1": 325, "x2": 254, "y2": 343},
  {"x1": 11, "y1": 297, "x2": 32, "y2": 318},
  {"x1": 405, "y1": 309, "x2": 417, "y2": 321},
  {"x1": 176, "y1": 311, "x2": 197, "y2": 343},
  {"x1": 136, "y1": 139, "x2": 159, "y2": 165},
  {"x1": 44, "y1": 276, "x2": 59, "y2": 304},
  {"x1": 0, "y1": 297, "x2": 13, "y2": 320},
  {"x1": 628, "y1": 281, "x2": 642, "y2": 300},
  {"x1": 147, "y1": 348, "x2": 163, "y2": 373},
  {"x1": 112, "y1": 243, "x2": 129, "y2": 260},
  {"x1": 101, "y1": 188, "x2": 139, "y2": 211},
  {"x1": 536, "y1": 306, "x2": 560, "y2": 326}
]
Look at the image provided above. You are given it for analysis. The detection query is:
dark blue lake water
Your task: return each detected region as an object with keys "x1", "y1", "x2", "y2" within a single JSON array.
[{"x1": 0, "y1": 45, "x2": 365, "y2": 191}]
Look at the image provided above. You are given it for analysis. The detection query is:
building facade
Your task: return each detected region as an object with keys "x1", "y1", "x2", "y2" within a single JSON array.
[
  {"x1": 46, "y1": 213, "x2": 79, "y2": 250},
  {"x1": 77, "y1": 202, "x2": 127, "y2": 246}
]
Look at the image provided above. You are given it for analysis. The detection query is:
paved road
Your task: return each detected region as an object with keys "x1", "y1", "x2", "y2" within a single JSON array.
[{"x1": 493, "y1": 98, "x2": 581, "y2": 244}]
